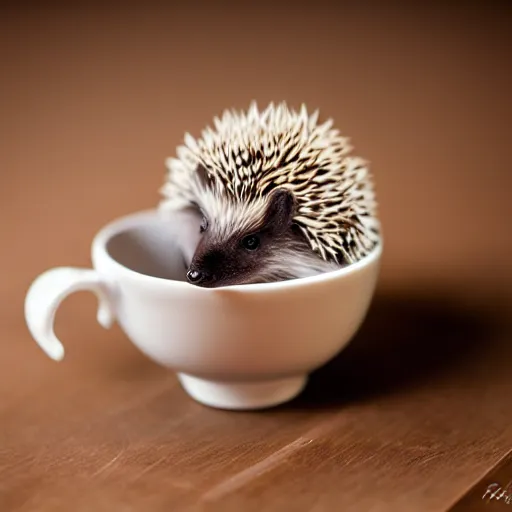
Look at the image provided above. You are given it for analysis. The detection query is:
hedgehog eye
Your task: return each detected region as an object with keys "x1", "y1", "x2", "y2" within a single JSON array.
[
  {"x1": 241, "y1": 234, "x2": 260, "y2": 251},
  {"x1": 199, "y1": 216, "x2": 208, "y2": 233}
]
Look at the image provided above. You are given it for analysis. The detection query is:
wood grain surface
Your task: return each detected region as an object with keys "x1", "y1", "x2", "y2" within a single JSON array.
[{"x1": 1, "y1": 3, "x2": 511, "y2": 511}]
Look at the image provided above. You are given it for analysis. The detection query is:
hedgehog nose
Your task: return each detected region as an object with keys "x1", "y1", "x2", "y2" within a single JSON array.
[{"x1": 186, "y1": 269, "x2": 211, "y2": 284}]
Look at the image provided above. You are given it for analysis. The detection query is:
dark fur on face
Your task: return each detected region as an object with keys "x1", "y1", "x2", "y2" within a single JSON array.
[{"x1": 186, "y1": 188, "x2": 323, "y2": 287}]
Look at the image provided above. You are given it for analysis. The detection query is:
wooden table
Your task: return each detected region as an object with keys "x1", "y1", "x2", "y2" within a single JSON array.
[{"x1": 1, "y1": 3, "x2": 511, "y2": 511}]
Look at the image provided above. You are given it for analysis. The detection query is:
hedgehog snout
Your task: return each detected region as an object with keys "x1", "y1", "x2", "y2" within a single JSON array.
[
  {"x1": 186, "y1": 268, "x2": 213, "y2": 285},
  {"x1": 186, "y1": 242, "x2": 226, "y2": 287}
]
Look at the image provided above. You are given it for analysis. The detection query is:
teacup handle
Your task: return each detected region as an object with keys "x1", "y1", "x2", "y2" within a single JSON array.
[{"x1": 24, "y1": 267, "x2": 117, "y2": 361}]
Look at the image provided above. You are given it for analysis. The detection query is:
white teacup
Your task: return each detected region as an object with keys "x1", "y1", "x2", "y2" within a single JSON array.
[{"x1": 24, "y1": 209, "x2": 382, "y2": 410}]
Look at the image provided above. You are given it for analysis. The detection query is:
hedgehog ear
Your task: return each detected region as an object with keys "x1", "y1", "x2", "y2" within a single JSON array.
[
  {"x1": 265, "y1": 188, "x2": 296, "y2": 232},
  {"x1": 195, "y1": 163, "x2": 212, "y2": 190}
]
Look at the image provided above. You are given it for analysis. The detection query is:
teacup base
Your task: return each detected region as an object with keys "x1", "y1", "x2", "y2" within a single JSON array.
[{"x1": 177, "y1": 373, "x2": 308, "y2": 410}]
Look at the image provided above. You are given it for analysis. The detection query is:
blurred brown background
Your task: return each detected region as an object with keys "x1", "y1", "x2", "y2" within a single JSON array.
[
  {"x1": 1, "y1": 2, "x2": 511, "y2": 297},
  {"x1": 0, "y1": 2, "x2": 511, "y2": 511}
]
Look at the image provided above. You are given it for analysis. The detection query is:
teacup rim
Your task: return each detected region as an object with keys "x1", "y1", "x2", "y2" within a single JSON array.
[{"x1": 92, "y1": 209, "x2": 383, "y2": 293}]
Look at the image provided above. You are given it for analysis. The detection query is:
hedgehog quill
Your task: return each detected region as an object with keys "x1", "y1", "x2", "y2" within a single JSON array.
[{"x1": 159, "y1": 102, "x2": 381, "y2": 288}]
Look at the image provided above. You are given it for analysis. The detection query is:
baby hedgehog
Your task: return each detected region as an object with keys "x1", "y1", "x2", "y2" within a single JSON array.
[{"x1": 159, "y1": 102, "x2": 380, "y2": 288}]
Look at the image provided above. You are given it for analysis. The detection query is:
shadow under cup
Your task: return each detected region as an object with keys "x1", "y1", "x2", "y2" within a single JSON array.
[{"x1": 28, "y1": 209, "x2": 382, "y2": 411}]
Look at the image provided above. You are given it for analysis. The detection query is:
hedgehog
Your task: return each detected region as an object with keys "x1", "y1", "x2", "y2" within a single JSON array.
[{"x1": 158, "y1": 101, "x2": 380, "y2": 288}]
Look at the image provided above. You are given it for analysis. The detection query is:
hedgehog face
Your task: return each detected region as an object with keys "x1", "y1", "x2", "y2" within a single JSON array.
[{"x1": 186, "y1": 188, "x2": 299, "y2": 287}]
